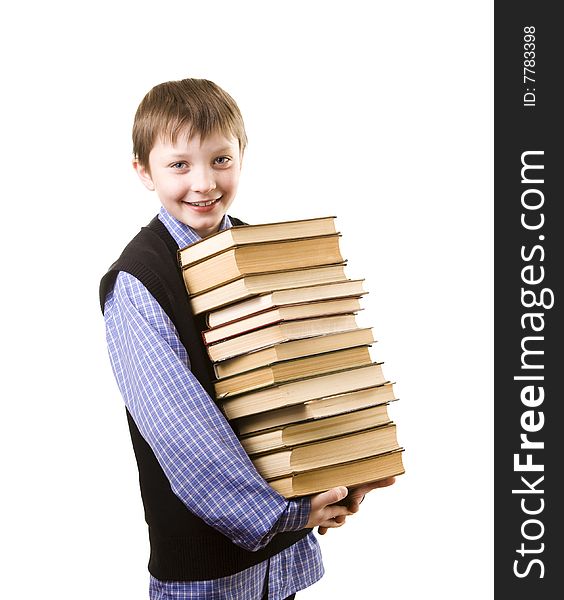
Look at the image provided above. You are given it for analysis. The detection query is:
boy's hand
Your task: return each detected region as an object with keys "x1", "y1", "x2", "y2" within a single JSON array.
[
  {"x1": 316, "y1": 477, "x2": 396, "y2": 535},
  {"x1": 344, "y1": 476, "x2": 396, "y2": 514},
  {"x1": 306, "y1": 487, "x2": 351, "y2": 535}
]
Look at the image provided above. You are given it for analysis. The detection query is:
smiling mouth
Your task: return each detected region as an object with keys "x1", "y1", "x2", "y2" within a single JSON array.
[{"x1": 186, "y1": 198, "x2": 221, "y2": 207}]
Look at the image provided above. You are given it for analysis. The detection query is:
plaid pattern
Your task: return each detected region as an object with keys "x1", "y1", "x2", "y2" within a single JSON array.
[
  {"x1": 103, "y1": 207, "x2": 323, "y2": 599},
  {"x1": 149, "y1": 531, "x2": 322, "y2": 599}
]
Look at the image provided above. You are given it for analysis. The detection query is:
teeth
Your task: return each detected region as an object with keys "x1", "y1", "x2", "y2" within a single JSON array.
[{"x1": 190, "y1": 199, "x2": 218, "y2": 207}]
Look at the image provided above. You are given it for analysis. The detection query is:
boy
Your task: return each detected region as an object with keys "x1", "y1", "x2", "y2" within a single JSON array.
[{"x1": 100, "y1": 78, "x2": 394, "y2": 600}]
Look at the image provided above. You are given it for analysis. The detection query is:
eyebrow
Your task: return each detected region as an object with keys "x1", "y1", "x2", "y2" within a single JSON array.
[
  {"x1": 213, "y1": 146, "x2": 238, "y2": 154},
  {"x1": 167, "y1": 146, "x2": 237, "y2": 159}
]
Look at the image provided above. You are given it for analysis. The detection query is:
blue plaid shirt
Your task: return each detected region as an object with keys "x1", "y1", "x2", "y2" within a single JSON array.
[{"x1": 103, "y1": 207, "x2": 324, "y2": 599}]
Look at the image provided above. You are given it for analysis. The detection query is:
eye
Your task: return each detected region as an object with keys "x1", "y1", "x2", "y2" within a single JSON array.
[
  {"x1": 171, "y1": 162, "x2": 188, "y2": 169},
  {"x1": 214, "y1": 156, "x2": 231, "y2": 167}
]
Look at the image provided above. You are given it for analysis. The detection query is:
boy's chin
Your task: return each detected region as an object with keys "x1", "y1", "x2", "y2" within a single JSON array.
[{"x1": 181, "y1": 213, "x2": 226, "y2": 239}]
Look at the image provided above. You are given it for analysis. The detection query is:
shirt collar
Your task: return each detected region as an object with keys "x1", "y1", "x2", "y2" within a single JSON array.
[{"x1": 158, "y1": 206, "x2": 232, "y2": 249}]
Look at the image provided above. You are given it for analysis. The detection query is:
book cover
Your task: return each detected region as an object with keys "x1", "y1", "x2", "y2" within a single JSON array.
[
  {"x1": 219, "y1": 362, "x2": 387, "y2": 419},
  {"x1": 178, "y1": 215, "x2": 338, "y2": 267},
  {"x1": 252, "y1": 423, "x2": 400, "y2": 480},
  {"x1": 240, "y1": 403, "x2": 393, "y2": 456},
  {"x1": 189, "y1": 264, "x2": 350, "y2": 314},
  {"x1": 268, "y1": 448, "x2": 406, "y2": 499},
  {"x1": 182, "y1": 234, "x2": 344, "y2": 295},
  {"x1": 203, "y1": 297, "x2": 363, "y2": 345},
  {"x1": 207, "y1": 313, "x2": 359, "y2": 362},
  {"x1": 214, "y1": 345, "x2": 373, "y2": 397},
  {"x1": 233, "y1": 384, "x2": 398, "y2": 437}
]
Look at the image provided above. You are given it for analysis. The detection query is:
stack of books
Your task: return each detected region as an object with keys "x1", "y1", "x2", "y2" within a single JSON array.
[{"x1": 178, "y1": 216, "x2": 405, "y2": 498}]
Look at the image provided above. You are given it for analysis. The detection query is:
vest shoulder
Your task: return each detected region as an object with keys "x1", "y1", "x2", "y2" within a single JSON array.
[
  {"x1": 99, "y1": 217, "x2": 176, "y2": 312},
  {"x1": 229, "y1": 215, "x2": 248, "y2": 226}
]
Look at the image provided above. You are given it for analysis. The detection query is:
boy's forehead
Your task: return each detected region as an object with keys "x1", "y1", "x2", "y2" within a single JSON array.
[{"x1": 155, "y1": 128, "x2": 239, "y2": 153}]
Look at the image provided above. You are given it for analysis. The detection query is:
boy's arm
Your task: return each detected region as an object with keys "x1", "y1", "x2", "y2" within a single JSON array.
[{"x1": 104, "y1": 271, "x2": 310, "y2": 551}]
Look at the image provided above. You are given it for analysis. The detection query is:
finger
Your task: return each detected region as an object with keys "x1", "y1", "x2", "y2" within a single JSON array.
[
  {"x1": 350, "y1": 477, "x2": 396, "y2": 497},
  {"x1": 374, "y1": 476, "x2": 396, "y2": 488},
  {"x1": 312, "y1": 486, "x2": 348, "y2": 511},
  {"x1": 324, "y1": 504, "x2": 352, "y2": 521},
  {"x1": 349, "y1": 485, "x2": 372, "y2": 497},
  {"x1": 318, "y1": 516, "x2": 347, "y2": 530},
  {"x1": 367, "y1": 477, "x2": 396, "y2": 490},
  {"x1": 318, "y1": 514, "x2": 347, "y2": 535},
  {"x1": 347, "y1": 499, "x2": 363, "y2": 514}
]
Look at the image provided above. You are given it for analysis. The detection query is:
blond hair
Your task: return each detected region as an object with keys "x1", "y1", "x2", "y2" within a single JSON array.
[{"x1": 132, "y1": 78, "x2": 247, "y2": 167}]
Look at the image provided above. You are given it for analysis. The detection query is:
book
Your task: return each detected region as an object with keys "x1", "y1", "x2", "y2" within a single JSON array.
[
  {"x1": 177, "y1": 213, "x2": 406, "y2": 501},
  {"x1": 252, "y1": 423, "x2": 400, "y2": 480},
  {"x1": 206, "y1": 279, "x2": 367, "y2": 328},
  {"x1": 220, "y1": 362, "x2": 387, "y2": 420},
  {"x1": 240, "y1": 403, "x2": 393, "y2": 456},
  {"x1": 190, "y1": 264, "x2": 350, "y2": 315},
  {"x1": 203, "y1": 296, "x2": 363, "y2": 345},
  {"x1": 233, "y1": 383, "x2": 397, "y2": 436},
  {"x1": 178, "y1": 216, "x2": 338, "y2": 268},
  {"x1": 213, "y1": 327, "x2": 375, "y2": 379},
  {"x1": 207, "y1": 313, "x2": 359, "y2": 362},
  {"x1": 214, "y1": 345, "x2": 373, "y2": 398},
  {"x1": 268, "y1": 448, "x2": 405, "y2": 498},
  {"x1": 182, "y1": 234, "x2": 344, "y2": 295}
]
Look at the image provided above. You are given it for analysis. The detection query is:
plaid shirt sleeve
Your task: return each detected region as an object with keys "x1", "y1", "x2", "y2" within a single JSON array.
[{"x1": 103, "y1": 271, "x2": 311, "y2": 551}]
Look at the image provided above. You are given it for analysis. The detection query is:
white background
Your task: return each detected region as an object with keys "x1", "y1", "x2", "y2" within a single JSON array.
[{"x1": 1, "y1": 1, "x2": 493, "y2": 598}]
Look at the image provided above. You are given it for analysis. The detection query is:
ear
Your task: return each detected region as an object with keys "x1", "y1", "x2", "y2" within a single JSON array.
[{"x1": 133, "y1": 159, "x2": 155, "y2": 191}]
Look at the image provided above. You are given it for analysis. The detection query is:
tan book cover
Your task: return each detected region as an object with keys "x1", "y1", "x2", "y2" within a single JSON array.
[
  {"x1": 178, "y1": 216, "x2": 338, "y2": 267},
  {"x1": 207, "y1": 313, "x2": 359, "y2": 362},
  {"x1": 252, "y1": 423, "x2": 400, "y2": 480},
  {"x1": 213, "y1": 327, "x2": 375, "y2": 379},
  {"x1": 219, "y1": 362, "x2": 386, "y2": 420},
  {"x1": 240, "y1": 403, "x2": 392, "y2": 456},
  {"x1": 203, "y1": 297, "x2": 363, "y2": 345},
  {"x1": 183, "y1": 234, "x2": 344, "y2": 295},
  {"x1": 233, "y1": 383, "x2": 397, "y2": 437},
  {"x1": 214, "y1": 345, "x2": 372, "y2": 397},
  {"x1": 206, "y1": 279, "x2": 366, "y2": 328},
  {"x1": 189, "y1": 264, "x2": 349, "y2": 315},
  {"x1": 268, "y1": 448, "x2": 405, "y2": 499}
]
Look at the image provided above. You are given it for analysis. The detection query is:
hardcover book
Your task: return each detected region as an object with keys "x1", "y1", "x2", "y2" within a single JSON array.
[
  {"x1": 233, "y1": 383, "x2": 397, "y2": 437},
  {"x1": 182, "y1": 234, "x2": 344, "y2": 295},
  {"x1": 178, "y1": 215, "x2": 338, "y2": 268},
  {"x1": 213, "y1": 327, "x2": 375, "y2": 379},
  {"x1": 206, "y1": 279, "x2": 366, "y2": 328},
  {"x1": 268, "y1": 448, "x2": 405, "y2": 499},
  {"x1": 189, "y1": 264, "x2": 349, "y2": 315},
  {"x1": 203, "y1": 296, "x2": 363, "y2": 345},
  {"x1": 214, "y1": 345, "x2": 373, "y2": 397},
  {"x1": 252, "y1": 423, "x2": 400, "y2": 480},
  {"x1": 207, "y1": 313, "x2": 359, "y2": 362},
  {"x1": 240, "y1": 403, "x2": 393, "y2": 456},
  {"x1": 219, "y1": 362, "x2": 387, "y2": 419}
]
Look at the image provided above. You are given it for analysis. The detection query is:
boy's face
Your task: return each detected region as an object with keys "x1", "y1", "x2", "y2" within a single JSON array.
[{"x1": 135, "y1": 130, "x2": 241, "y2": 238}]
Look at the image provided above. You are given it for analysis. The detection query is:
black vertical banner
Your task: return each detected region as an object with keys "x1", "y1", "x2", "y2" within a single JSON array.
[{"x1": 495, "y1": 3, "x2": 563, "y2": 598}]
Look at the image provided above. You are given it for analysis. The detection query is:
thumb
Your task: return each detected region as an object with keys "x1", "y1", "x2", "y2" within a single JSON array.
[{"x1": 313, "y1": 486, "x2": 348, "y2": 510}]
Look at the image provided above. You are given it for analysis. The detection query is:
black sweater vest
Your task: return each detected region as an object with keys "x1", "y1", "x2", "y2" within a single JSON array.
[{"x1": 99, "y1": 216, "x2": 310, "y2": 581}]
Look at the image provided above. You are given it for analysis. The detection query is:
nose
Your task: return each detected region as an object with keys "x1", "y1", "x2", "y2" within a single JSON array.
[{"x1": 189, "y1": 165, "x2": 216, "y2": 194}]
